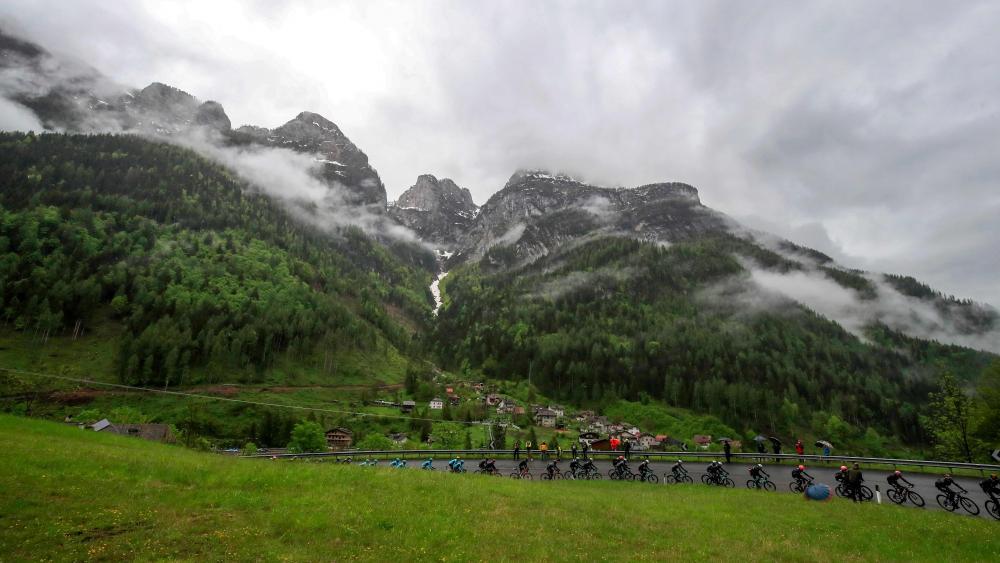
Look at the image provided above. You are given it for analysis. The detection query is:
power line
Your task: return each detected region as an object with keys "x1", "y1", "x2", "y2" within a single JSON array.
[{"x1": 1, "y1": 367, "x2": 495, "y2": 426}]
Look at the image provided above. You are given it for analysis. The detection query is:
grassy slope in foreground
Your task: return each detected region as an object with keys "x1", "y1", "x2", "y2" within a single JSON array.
[{"x1": 0, "y1": 415, "x2": 995, "y2": 562}]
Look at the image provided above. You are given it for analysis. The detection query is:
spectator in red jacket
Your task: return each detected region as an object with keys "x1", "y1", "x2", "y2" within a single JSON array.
[{"x1": 794, "y1": 439, "x2": 805, "y2": 461}]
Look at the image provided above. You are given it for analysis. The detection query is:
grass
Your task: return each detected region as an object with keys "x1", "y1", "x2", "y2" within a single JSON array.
[{"x1": 0, "y1": 415, "x2": 996, "y2": 562}]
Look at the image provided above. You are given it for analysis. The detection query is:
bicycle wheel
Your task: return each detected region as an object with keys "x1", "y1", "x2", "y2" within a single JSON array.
[
  {"x1": 524, "y1": 472, "x2": 532, "y2": 480},
  {"x1": 664, "y1": 474, "x2": 676, "y2": 484},
  {"x1": 958, "y1": 496, "x2": 980, "y2": 516},
  {"x1": 626, "y1": 471, "x2": 636, "y2": 482},
  {"x1": 907, "y1": 490, "x2": 925, "y2": 508},
  {"x1": 887, "y1": 487, "x2": 903, "y2": 504},
  {"x1": 723, "y1": 477, "x2": 735, "y2": 488},
  {"x1": 746, "y1": 480, "x2": 757, "y2": 490},
  {"x1": 789, "y1": 482, "x2": 802, "y2": 493},
  {"x1": 861, "y1": 486, "x2": 873, "y2": 501},
  {"x1": 835, "y1": 484, "x2": 846, "y2": 498},
  {"x1": 609, "y1": 469, "x2": 619, "y2": 480},
  {"x1": 509, "y1": 472, "x2": 519, "y2": 479},
  {"x1": 646, "y1": 474, "x2": 659, "y2": 484},
  {"x1": 701, "y1": 474, "x2": 711, "y2": 485},
  {"x1": 681, "y1": 475, "x2": 693, "y2": 484},
  {"x1": 591, "y1": 472, "x2": 602, "y2": 480},
  {"x1": 764, "y1": 480, "x2": 776, "y2": 492},
  {"x1": 936, "y1": 494, "x2": 955, "y2": 511},
  {"x1": 986, "y1": 500, "x2": 999, "y2": 521},
  {"x1": 541, "y1": 473, "x2": 552, "y2": 480}
]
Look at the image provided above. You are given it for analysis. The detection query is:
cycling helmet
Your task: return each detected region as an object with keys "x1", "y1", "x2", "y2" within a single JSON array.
[
  {"x1": 894, "y1": 470, "x2": 901, "y2": 476},
  {"x1": 992, "y1": 473, "x2": 998, "y2": 480},
  {"x1": 677, "y1": 460, "x2": 683, "y2": 464},
  {"x1": 756, "y1": 464, "x2": 763, "y2": 469},
  {"x1": 840, "y1": 465, "x2": 847, "y2": 471},
  {"x1": 798, "y1": 465, "x2": 805, "y2": 471}
]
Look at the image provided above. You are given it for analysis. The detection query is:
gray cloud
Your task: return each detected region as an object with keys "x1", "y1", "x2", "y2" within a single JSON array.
[{"x1": 2, "y1": 0, "x2": 999, "y2": 306}]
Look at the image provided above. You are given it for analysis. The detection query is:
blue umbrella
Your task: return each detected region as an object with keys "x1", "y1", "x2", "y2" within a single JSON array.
[{"x1": 806, "y1": 483, "x2": 832, "y2": 501}]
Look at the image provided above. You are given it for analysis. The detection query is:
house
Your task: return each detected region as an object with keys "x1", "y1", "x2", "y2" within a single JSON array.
[
  {"x1": 388, "y1": 432, "x2": 408, "y2": 445},
  {"x1": 325, "y1": 428, "x2": 353, "y2": 450},
  {"x1": 535, "y1": 408, "x2": 557, "y2": 428},
  {"x1": 97, "y1": 421, "x2": 176, "y2": 443},
  {"x1": 638, "y1": 433, "x2": 658, "y2": 448},
  {"x1": 429, "y1": 398, "x2": 444, "y2": 410},
  {"x1": 400, "y1": 400, "x2": 416, "y2": 414},
  {"x1": 445, "y1": 387, "x2": 454, "y2": 394},
  {"x1": 576, "y1": 410, "x2": 595, "y2": 421},
  {"x1": 588, "y1": 438, "x2": 614, "y2": 451},
  {"x1": 448, "y1": 394, "x2": 461, "y2": 406},
  {"x1": 496, "y1": 400, "x2": 515, "y2": 415},
  {"x1": 655, "y1": 434, "x2": 669, "y2": 443},
  {"x1": 663, "y1": 437, "x2": 688, "y2": 451},
  {"x1": 484, "y1": 394, "x2": 502, "y2": 406},
  {"x1": 692, "y1": 435, "x2": 713, "y2": 448},
  {"x1": 473, "y1": 382, "x2": 485, "y2": 392},
  {"x1": 512, "y1": 406, "x2": 526, "y2": 416},
  {"x1": 549, "y1": 405, "x2": 565, "y2": 418},
  {"x1": 578, "y1": 431, "x2": 600, "y2": 445}
]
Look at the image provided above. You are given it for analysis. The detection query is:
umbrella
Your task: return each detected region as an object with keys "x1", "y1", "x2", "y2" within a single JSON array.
[
  {"x1": 753, "y1": 435, "x2": 768, "y2": 442},
  {"x1": 717, "y1": 437, "x2": 733, "y2": 443},
  {"x1": 815, "y1": 440, "x2": 833, "y2": 449},
  {"x1": 768, "y1": 436, "x2": 782, "y2": 446}
]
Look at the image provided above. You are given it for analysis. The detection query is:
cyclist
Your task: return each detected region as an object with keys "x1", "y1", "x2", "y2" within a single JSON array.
[
  {"x1": 749, "y1": 463, "x2": 769, "y2": 488},
  {"x1": 886, "y1": 470, "x2": 913, "y2": 492},
  {"x1": 706, "y1": 461, "x2": 727, "y2": 485},
  {"x1": 580, "y1": 457, "x2": 597, "y2": 477},
  {"x1": 546, "y1": 459, "x2": 560, "y2": 478},
  {"x1": 935, "y1": 474, "x2": 967, "y2": 506},
  {"x1": 517, "y1": 457, "x2": 530, "y2": 477},
  {"x1": 981, "y1": 473, "x2": 999, "y2": 497},
  {"x1": 485, "y1": 458, "x2": 498, "y2": 475},
  {"x1": 671, "y1": 459, "x2": 688, "y2": 479},
  {"x1": 834, "y1": 465, "x2": 848, "y2": 484},
  {"x1": 421, "y1": 457, "x2": 434, "y2": 470},
  {"x1": 447, "y1": 456, "x2": 464, "y2": 473},
  {"x1": 791, "y1": 464, "x2": 813, "y2": 488},
  {"x1": 569, "y1": 457, "x2": 581, "y2": 477},
  {"x1": 638, "y1": 457, "x2": 653, "y2": 480},
  {"x1": 478, "y1": 459, "x2": 489, "y2": 472},
  {"x1": 613, "y1": 455, "x2": 630, "y2": 478}
]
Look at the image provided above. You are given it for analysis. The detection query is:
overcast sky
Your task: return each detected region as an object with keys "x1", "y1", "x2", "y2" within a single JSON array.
[{"x1": 3, "y1": 0, "x2": 1000, "y2": 306}]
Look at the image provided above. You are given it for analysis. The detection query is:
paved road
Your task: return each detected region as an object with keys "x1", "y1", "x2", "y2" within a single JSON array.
[{"x1": 375, "y1": 456, "x2": 997, "y2": 520}]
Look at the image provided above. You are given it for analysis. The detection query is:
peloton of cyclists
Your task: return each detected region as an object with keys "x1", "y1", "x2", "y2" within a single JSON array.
[
  {"x1": 613, "y1": 455, "x2": 630, "y2": 477},
  {"x1": 706, "y1": 460, "x2": 728, "y2": 484},
  {"x1": 447, "y1": 456, "x2": 465, "y2": 473},
  {"x1": 421, "y1": 457, "x2": 434, "y2": 470},
  {"x1": 478, "y1": 458, "x2": 498, "y2": 475}
]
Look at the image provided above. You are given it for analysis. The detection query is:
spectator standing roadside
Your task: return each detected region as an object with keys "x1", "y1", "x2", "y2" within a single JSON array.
[
  {"x1": 723, "y1": 440, "x2": 732, "y2": 464},
  {"x1": 823, "y1": 445, "x2": 831, "y2": 457},
  {"x1": 794, "y1": 439, "x2": 804, "y2": 462},
  {"x1": 583, "y1": 442, "x2": 590, "y2": 460},
  {"x1": 756, "y1": 440, "x2": 766, "y2": 462},
  {"x1": 540, "y1": 441, "x2": 549, "y2": 460},
  {"x1": 624, "y1": 440, "x2": 632, "y2": 460},
  {"x1": 556, "y1": 445, "x2": 562, "y2": 460},
  {"x1": 847, "y1": 463, "x2": 864, "y2": 503},
  {"x1": 513, "y1": 440, "x2": 521, "y2": 460},
  {"x1": 571, "y1": 443, "x2": 578, "y2": 459},
  {"x1": 772, "y1": 441, "x2": 781, "y2": 462},
  {"x1": 525, "y1": 440, "x2": 533, "y2": 460}
]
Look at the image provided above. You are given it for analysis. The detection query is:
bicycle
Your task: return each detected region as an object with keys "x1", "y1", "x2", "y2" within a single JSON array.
[
  {"x1": 886, "y1": 485, "x2": 925, "y2": 507},
  {"x1": 541, "y1": 468, "x2": 563, "y2": 480},
  {"x1": 985, "y1": 497, "x2": 999, "y2": 521},
  {"x1": 474, "y1": 467, "x2": 501, "y2": 477},
  {"x1": 509, "y1": 467, "x2": 533, "y2": 480},
  {"x1": 610, "y1": 467, "x2": 637, "y2": 481},
  {"x1": 789, "y1": 477, "x2": 814, "y2": 494},
  {"x1": 638, "y1": 469, "x2": 659, "y2": 484},
  {"x1": 665, "y1": 471, "x2": 693, "y2": 484},
  {"x1": 579, "y1": 467, "x2": 602, "y2": 480},
  {"x1": 936, "y1": 491, "x2": 980, "y2": 516},
  {"x1": 701, "y1": 473, "x2": 735, "y2": 488},
  {"x1": 746, "y1": 477, "x2": 776, "y2": 491},
  {"x1": 835, "y1": 483, "x2": 873, "y2": 501}
]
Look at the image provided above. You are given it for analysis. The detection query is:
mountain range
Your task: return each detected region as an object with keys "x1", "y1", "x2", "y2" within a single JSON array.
[{"x1": 1, "y1": 28, "x2": 998, "y2": 448}]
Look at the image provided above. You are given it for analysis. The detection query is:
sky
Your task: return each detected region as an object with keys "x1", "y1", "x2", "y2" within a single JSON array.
[{"x1": 2, "y1": 0, "x2": 1000, "y2": 307}]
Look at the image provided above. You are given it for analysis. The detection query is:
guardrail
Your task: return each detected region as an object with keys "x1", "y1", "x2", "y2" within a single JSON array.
[{"x1": 245, "y1": 448, "x2": 1000, "y2": 473}]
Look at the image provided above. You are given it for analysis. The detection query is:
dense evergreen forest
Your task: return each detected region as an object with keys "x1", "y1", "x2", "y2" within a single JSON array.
[
  {"x1": 0, "y1": 132, "x2": 435, "y2": 386},
  {"x1": 433, "y1": 236, "x2": 995, "y2": 443}
]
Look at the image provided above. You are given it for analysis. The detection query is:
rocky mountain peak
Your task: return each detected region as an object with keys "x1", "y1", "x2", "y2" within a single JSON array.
[{"x1": 388, "y1": 174, "x2": 479, "y2": 251}]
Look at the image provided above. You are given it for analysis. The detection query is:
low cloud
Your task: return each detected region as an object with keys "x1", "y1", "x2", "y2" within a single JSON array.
[
  {"x1": 494, "y1": 222, "x2": 526, "y2": 247},
  {"x1": 0, "y1": 96, "x2": 41, "y2": 130},
  {"x1": 707, "y1": 265, "x2": 1000, "y2": 354},
  {"x1": 531, "y1": 266, "x2": 638, "y2": 301}
]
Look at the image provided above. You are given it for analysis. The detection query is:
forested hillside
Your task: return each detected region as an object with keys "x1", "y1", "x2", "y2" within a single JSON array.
[
  {"x1": 0, "y1": 132, "x2": 435, "y2": 386},
  {"x1": 433, "y1": 236, "x2": 996, "y2": 443}
]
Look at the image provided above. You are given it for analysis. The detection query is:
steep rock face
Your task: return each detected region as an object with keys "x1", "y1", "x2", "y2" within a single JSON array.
[
  {"x1": 453, "y1": 170, "x2": 729, "y2": 265},
  {"x1": 388, "y1": 174, "x2": 478, "y2": 249},
  {"x1": 234, "y1": 112, "x2": 386, "y2": 207}
]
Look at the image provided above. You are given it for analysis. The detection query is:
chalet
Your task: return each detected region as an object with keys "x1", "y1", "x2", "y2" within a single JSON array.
[
  {"x1": 512, "y1": 406, "x2": 526, "y2": 416},
  {"x1": 95, "y1": 420, "x2": 175, "y2": 443},
  {"x1": 638, "y1": 433, "x2": 658, "y2": 448},
  {"x1": 484, "y1": 394, "x2": 502, "y2": 406},
  {"x1": 588, "y1": 438, "x2": 614, "y2": 451},
  {"x1": 429, "y1": 398, "x2": 444, "y2": 410},
  {"x1": 496, "y1": 400, "x2": 516, "y2": 415},
  {"x1": 692, "y1": 435, "x2": 713, "y2": 448},
  {"x1": 388, "y1": 432, "x2": 408, "y2": 445},
  {"x1": 325, "y1": 428, "x2": 353, "y2": 451},
  {"x1": 548, "y1": 405, "x2": 565, "y2": 418},
  {"x1": 535, "y1": 408, "x2": 557, "y2": 428},
  {"x1": 578, "y1": 431, "x2": 601, "y2": 445},
  {"x1": 663, "y1": 437, "x2": 688, "y2": 451},
  {"x1": 400, "y1": 400, "x2": 416, "y2": 413},
  {"x1": 576, "y1": 410, "x2": 595, "y2": 422},
  {"x1": 448, "y1": 394, "x2": 461, "y2": 406},
  {"x1": 655, "y1": 434, "x2": 669, "y2": 444}
]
